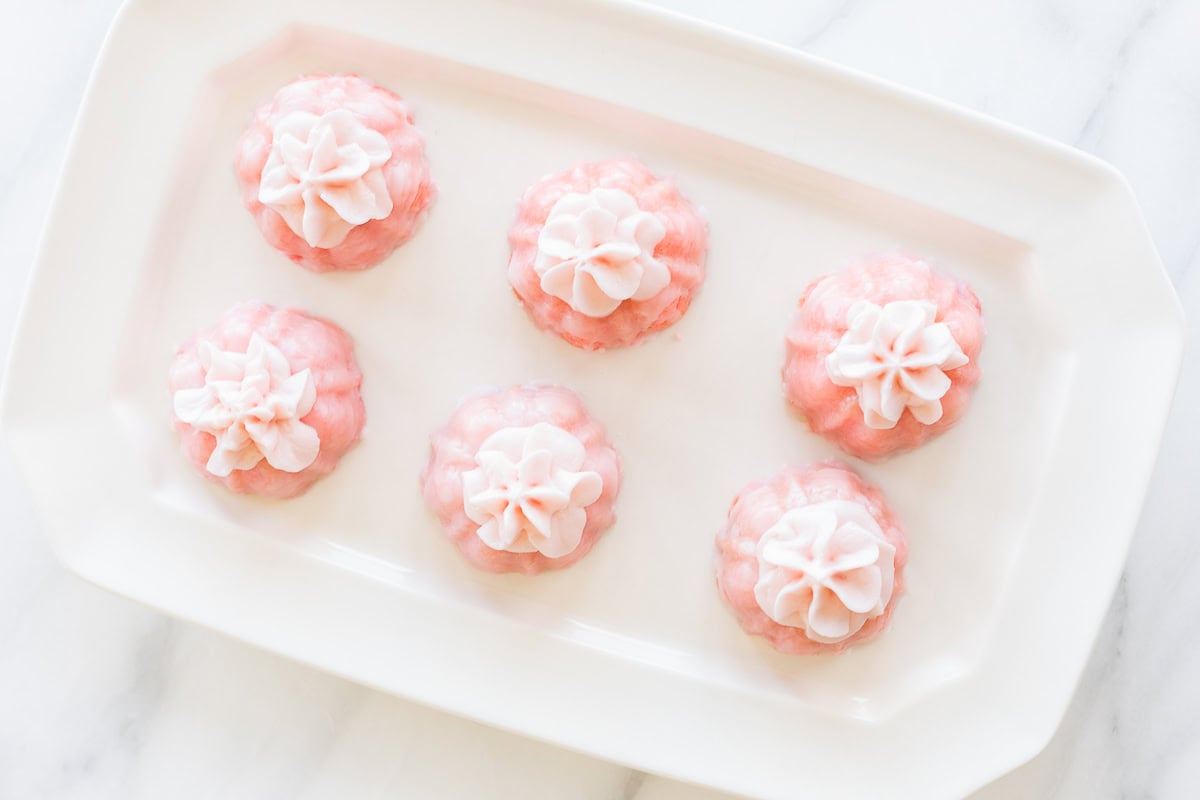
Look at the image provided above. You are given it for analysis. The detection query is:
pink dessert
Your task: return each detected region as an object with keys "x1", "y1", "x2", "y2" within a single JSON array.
[
  {"x1": 714, "y1": 462, "x2": 908, "y2": 655},
  {"x1": 421, "y1": 383, "x2": 621, "y2": 575},
  {"x1": 508, "y1": 158, "x2": 708, "y2": 350},
  {"x1": 235, "y1": 74, "x2": 435, "y2": 272},
  {"x1": 168, "y1": 302, "x2": 366, "y2": 498},
  {"x1": 783, "y1": 254, "x2": 984, "y2": 461}
]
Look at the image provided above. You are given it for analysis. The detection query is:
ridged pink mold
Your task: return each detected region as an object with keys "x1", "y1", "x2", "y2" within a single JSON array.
[
  {"x1": 714, "y1": 462, "x2": 908, "y2": 655},
  {"x1": 508, "y1": 159, "x2": 707, "y2": 350},
  {"x1": 783, "y1": 254, "x2": 984, "y2": 460},
  {"x1": 168, "y1": 302, "x2": 365, "y2": 498},
  {"x1": 235, "y1": 74, "x2": 435, "y2": 272},
  {"x1": 421, "y1": 384, "x2": 621, "y2": 574}
]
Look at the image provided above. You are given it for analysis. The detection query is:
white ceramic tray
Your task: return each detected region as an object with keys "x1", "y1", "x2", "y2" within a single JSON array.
[{"x1": 1, "y1": 0, "x2": 1184, "y2": 798}]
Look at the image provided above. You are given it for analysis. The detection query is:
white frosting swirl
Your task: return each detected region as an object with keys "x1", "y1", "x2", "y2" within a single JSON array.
[
  {"x1": 258, "y1": 109, "x2": 393, "y2": 248},
  {"x1": 825, "y1": 299, "x2": 968, "y2": 430},
  {"x1": 754, "y1": 500, "x2": 896, "y2": 644},
  {"x1": 461, "y1": 423, "x2": 603, "y2": 558},
  {"x1": 534, "y1": 188, "x2": 670, "y2": 317},
  {"x1": 173, "y1": 333, "x2": 320, "y2": 477}
]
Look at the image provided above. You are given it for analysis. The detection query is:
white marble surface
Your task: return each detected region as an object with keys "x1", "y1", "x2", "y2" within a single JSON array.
[{"x1": 3, "y1": 0, "x2": 1199, "y2": 797}]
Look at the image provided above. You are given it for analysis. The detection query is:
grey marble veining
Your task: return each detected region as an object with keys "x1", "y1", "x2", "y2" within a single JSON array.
[{"x1": 2, "y1": 1, "x2": 1199, "y2": 798}]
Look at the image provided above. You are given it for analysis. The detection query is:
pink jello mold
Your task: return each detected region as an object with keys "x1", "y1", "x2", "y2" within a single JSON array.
[
  {"x1": 783, "y1": 254, "x2": 984, "y2": 460},
  {"x1": 508, "y1": 158, "x2": 707, "y2": 350},
  {"x1": 714, "y1": 462, "x2": 909, "y2": 655},
  {"x1": 235, "y1": 73, "x2": 435, "y2": 273},
  {"x1": 168, "y1": 302, "x2": 366, "y2": 498},
  {"x1": 421, "y1": 383, "x2": 621, "y2": 575}
]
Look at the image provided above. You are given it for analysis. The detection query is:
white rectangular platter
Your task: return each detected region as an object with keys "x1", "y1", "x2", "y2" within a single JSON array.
[{"x1": 1, "y1": 0, "x2": 1184, "y2": 798}]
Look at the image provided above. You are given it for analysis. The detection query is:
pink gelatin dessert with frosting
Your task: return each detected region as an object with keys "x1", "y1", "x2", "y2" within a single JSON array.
[
  {"x1": 421, "y1": 383, "x2": 621, "y2": 575},
  {"x1": 508, "y1": 158, "x2": 708, "y2": 350},
  {"x1": 783, "y1": 254, "x2": 984, "y2": 461},
  {"x1": 168, "y1": 302, "x2": 366, "y2": 498},
  {"x1": 235, "y1": 74, "x2": 435, "y2": 272},
  {"x1": 714, "y1": 462, "x2": 908, "y2": 655}
]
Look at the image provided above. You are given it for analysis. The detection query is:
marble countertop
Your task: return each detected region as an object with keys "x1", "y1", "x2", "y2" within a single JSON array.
[{"x1": 3, "y1": 1, "x2": 1199, "y2": 797}]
